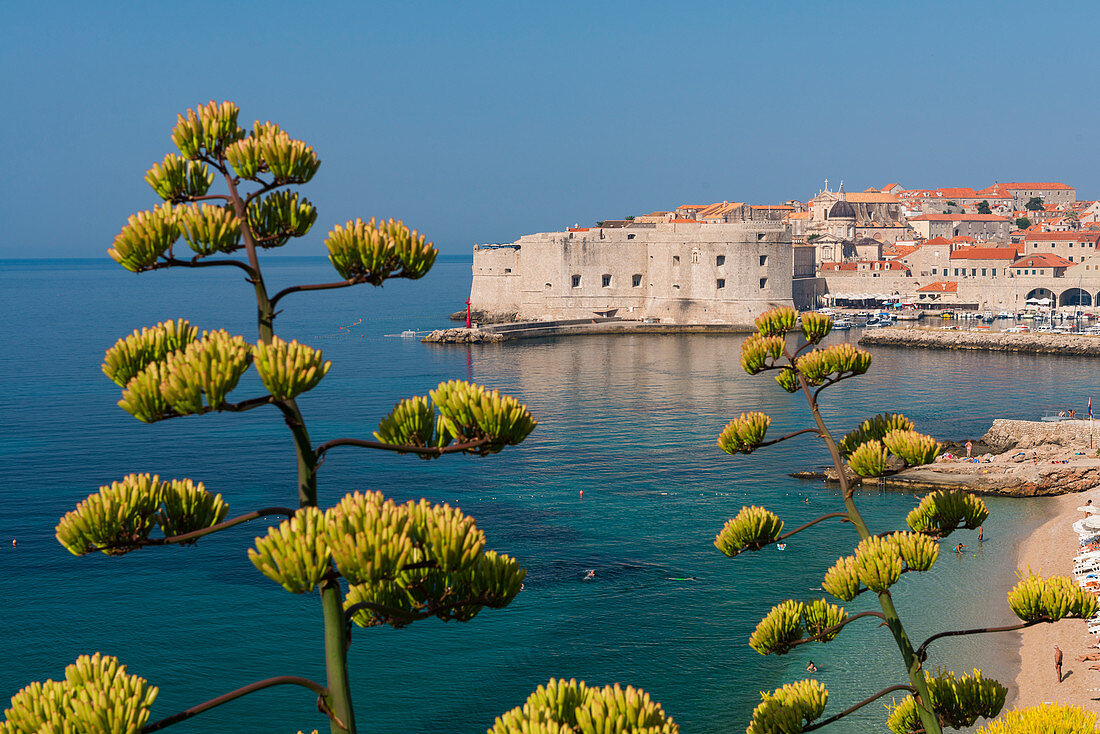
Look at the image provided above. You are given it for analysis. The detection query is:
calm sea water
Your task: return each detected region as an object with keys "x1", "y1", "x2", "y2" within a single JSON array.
[{"x1": 0, "y1": 257, "x2": 1090, "y2": 733}]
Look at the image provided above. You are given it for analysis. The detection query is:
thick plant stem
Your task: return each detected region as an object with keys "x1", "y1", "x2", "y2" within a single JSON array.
[
  {"x1": 223, "y1": 170, "x2": 275, "y2": 342},
  {"x1": 321, "y1": 578, "x2": 356, "y2": 734},
  {"x1": 800, "y1": 374, "x2": 942, "y2": 734},
  {"x1": 227, "y1": 169, "x2": 354, "y2": 732}
]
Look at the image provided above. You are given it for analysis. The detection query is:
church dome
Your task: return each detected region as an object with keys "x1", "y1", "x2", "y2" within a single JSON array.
[{"x1": 829, "y1": 200, "x2": 856, "y2": 219}]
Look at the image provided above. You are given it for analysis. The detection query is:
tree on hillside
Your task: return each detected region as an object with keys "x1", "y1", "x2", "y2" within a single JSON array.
[
  {"x1": 0, "y1": 101, "x2": 665, "y2": 734},
  {"x1": 1026, "y1": 197, "x2": 1044, "y2": 211},
  {"x1": 1016, "y1": 217, "x2": 1032, "y2": 230},
  {"x1": 976, "y1": 200, "x2": 992, "y2": 214},
  {"x1": 712, "y1": 307, "x2": 1098, "y2": 733}
]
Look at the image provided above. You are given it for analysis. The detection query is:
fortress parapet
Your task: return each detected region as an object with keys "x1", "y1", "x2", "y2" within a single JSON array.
[{"x1": 469, "y1": 221, "x2": 794, "y2": 327}]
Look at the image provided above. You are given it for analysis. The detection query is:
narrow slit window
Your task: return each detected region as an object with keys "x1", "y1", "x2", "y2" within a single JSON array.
[
  {"x1": 571, "y1": 274, "x2": 581, "y2": 288},
  {"x1": 601, "y1": 274, "x2": 612, "y2": 287}
]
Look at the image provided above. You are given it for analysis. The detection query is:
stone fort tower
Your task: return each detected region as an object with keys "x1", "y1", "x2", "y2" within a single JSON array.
[{"x1": 469, "y1": 220, "x2": 794, "y2": 327}]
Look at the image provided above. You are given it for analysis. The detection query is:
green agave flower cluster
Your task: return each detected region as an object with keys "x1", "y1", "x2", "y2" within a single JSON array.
[
  {"x1": 144, "y1": 152, "x2": 213, "y2": 203},
  {"x1": 253, "y1": 336, "x2": 331, "y2": 401},
  {"x1": 225, "y1": 121, "x2": 321, "y2": 184},
  {"x1": 107, "y1": 203, "x2": 180, "y2": 272},
  {"x1": 102, "y1": 319, "x2": 198, "y2": 387},
  {"x1": 325, "y1": 217, "x2": 438, "y2": 284},
  {"x1": 170, "y1": 100, "x2": 246, "y2": 160},
  {"x1": 887, "y1": 669, "x2": 1006, "y2": 733},
  {"x1": 248, "y1": 492, "x2": 525, "y2": 628},
  {"x1": 178, "y1": 203, "x2": 240, "y2": 255},
  {"x1": 740, "y1": 334, "x2": 786, "y2": 375},
  {"x1": 714, "y1": 505, "x2": 784, "y2": 557},
  {"x1": 821, "y1": 531, "x2": 938, "y2": 601},
  {"x1": 794, "y1": 343, "x2": 872, "y2": 386},
  {"x1": 373, "y1": 380, "x2": 537, "y2": 456},
  {"x1": 55, "y1": 473, "x2": 228, "y2": 556},
  {"x1": 838, "y1": 413, "x2": 938, "y2": 478},
  {"x1": 248, "y1": 190, "x2": 317, "y2": 248},
  {"x1": 489, "y1": 678, "x2": 678, "y2": 734},
  {"x1": 746, "y1": 678, "x2": 828, "y2": 734},
  {"x1": 748, "y1": 599, "x2": 847, "y2": 655},
  {"x1": 838, "y1": 413, "x2": 914, "y2": 457},
  {"x1": 152, "y1": 330, "x2": 253, "y2": 418},
  {"x1": 105, "y1": 323, "x2": 332, "y2": 422},
  {"x1": 1, "y1": 654, "x2": 157, "y2": 734},
  {"x1": 800, "y1": 311, "x2": 832, "y2": 344},
  {"x1": 1007, "y1": 573, "x2": 1098, "y2": 622},
  {"x1": 717, "y1": 412, "x2": 771, "y2": 455},
  {"x1": 977, "y1": 703, "x2": 1099, "y2": 733},
  {"x1": 754, "y1": 306, "x2": 798, "y2": 337},
  {"x1": 906, "y1": 489, "x2": 989, "y2": 538}
]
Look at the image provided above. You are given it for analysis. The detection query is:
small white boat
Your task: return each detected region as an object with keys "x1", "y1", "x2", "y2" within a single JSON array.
[
  {"x1": 831, "y1": 318, "x2": 853, "y2": 330},
  {"x1": 400, "y1": 329, "x2": 418, "y2": 337}
]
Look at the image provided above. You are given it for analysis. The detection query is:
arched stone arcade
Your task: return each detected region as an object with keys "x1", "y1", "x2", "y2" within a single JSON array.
[{"x1": 1060, "y1": 288, "x2": 1092, "y2": 307}]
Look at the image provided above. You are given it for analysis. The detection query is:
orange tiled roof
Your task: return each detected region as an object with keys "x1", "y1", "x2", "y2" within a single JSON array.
[
  {"x1": 924, "y1": 236, "x2": 952, "y2": 245},
  {"x1": 669, "y1": 218, "x2": 700, "y2": 224},
  {"x1": 1024, "y1": 232, "x2": 1100, "y2": 242},
  {"x1": 1014, "y1": 254, "x2": 1073, "y2": 268},
  {"x1": 917, "y1": 281, "x2": 958, "y2": 293},
  {"x1": 788, "y1": 212, "x2": 812, "y2": 220},
  {"x1": 846, "y1": 192, "x2": 899, "y2": 203},
  {"x1": 567, "y1": 227, "x2": 591, "y2": 232},
  {"x1": 949, "y1": 247, "x2": 1018, "y2": 261},
  {"x1": 999, "y1": 182, "x2": 1075, "y2": 190},
  {"x1": 909, "y1": 214, "x2": 1009, "y2": 221}
]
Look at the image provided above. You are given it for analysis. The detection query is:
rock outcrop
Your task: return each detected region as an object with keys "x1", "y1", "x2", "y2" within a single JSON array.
[
  {"x1": 421, "y1": 328, "x2": 505, "y2": 344},
  {"x1": 858, "y1": 328, "x2": 1100, "y2": 356},
  {"x1": 795, "y1": 418, "x2": 1100, "y2": 497}
]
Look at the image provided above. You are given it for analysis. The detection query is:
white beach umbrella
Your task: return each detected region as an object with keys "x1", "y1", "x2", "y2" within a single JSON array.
[
  {"x1": 1084, "y1": 516, "x2": 1100, "y2": 530},
  {"x1": 1025, "y1": 298, "x2": 1040, "y2": 304},
  {"x1": 1037, "y1": 298, "x2": 1052, "y2": 305},
  {"x1": 1079, "y1": 506, "x2": 1100, "y2": 514}
]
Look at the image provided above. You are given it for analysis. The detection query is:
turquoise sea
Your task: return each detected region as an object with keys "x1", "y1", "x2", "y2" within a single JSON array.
[{"x1": 0, "y1": 257, "x2": 1090, "y2": 733}]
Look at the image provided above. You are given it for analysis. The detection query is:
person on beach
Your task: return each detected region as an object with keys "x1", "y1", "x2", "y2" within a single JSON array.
[
  {"x1": 977, "y1": 526, "x2": 983, "y2": 542},
  {"x1": 954, "y1": 543, "x2": 968, "y2": 554},
  {"x1": 1055, "y1": 645, "x2": 1063, "y2": 682},
  {"x1": 966, "y1": 441, "x2": 973, "y2": 458}
]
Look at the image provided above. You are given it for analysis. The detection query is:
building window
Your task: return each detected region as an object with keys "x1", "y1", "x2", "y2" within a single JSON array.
[
  {"x1": 691, "y1": 250, "x2": 700, "y2": 264},
  {"x1": 932, "y1": 268, "x2": 938, "y2": 275},
  {"x1": 717, "y1": 279, "x2": 726, "y2": 289},
  {"x1": 716, "y1": 255, "x2": 725, "y2": 266},
  {"x1": 504, "y1": 268, "x2": 512, "y2": 273},
  {"x1": 545, "y1": 282, "x2": 552, "y2": 289},
  {"x1": 992, "y1": 269, "x2": 997, "y2": 276},
  {"x1": 760, "y1": 255, "x2": 768, "y2": 266},
  {"x1": 971, "y1": 269, "x2": 976, "y2": 276},
  {"x1": 673, "y1": 256, "x2": 680, "y2": 265},
  {"x1": 954, "y1": 268, "x2": 959, "y2": 276},
  {"x1": 571, "y1": 274, "x2": 581, "y2": 288},
  {"x1": 757, "y1": 233, "x2": 766, "y2": 241},
  {"x1": 627, "y1": 234, "x2": 635, "y2": 240},
  {"x1": 602, "y1": 274, "x2": 612, "y2": 287},
  {"x1": 632, "y1": 274, "x2": 642, "y2": 287},
  {"x1": 982, "y1": 268, "x2": 987, "y2": 276},
  {"x1": 759, "y1": 277, "x2": 768, "y2": 289},
  {"x1": 672, "y1": 284, "x2": 680, "y2": 290}
]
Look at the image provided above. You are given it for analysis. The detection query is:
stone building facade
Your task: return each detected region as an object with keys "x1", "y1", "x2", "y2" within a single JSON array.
[{"x1": 468, "y1": 222, "x2": 794, "y2": 326}]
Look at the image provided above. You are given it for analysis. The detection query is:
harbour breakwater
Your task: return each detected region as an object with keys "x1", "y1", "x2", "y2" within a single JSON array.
[
  {"x1": 423, "y1": 319, "x2": 753, "y2": 343},
  {"x1": 859, "y1": 328, "x2": 1100, "y2": 356}
]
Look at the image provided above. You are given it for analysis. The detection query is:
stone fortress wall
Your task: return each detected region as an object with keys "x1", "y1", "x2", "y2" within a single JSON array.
[{"x1": 469, "y1": 222, "x2": 795, "y2": 327}]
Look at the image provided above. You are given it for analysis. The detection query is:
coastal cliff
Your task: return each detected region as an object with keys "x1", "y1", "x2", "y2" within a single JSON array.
[{"x1": 859, "y1": 328, "x2": 1100, "y2": 356}]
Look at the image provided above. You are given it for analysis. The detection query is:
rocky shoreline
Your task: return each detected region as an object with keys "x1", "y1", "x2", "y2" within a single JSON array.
[
  {"x1": 858, "y1": 328, "x2": 1100, "y2": 356},
  {"x1": 797, "y1": 419, "x2": 1100, "y2": 496}
]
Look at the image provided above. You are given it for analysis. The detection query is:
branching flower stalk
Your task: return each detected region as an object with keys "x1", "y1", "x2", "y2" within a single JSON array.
[
  {"x1": 716, "y1": 306, "x2": 1098, "y2": 734},
  {"x1": 6, "y1": 101, "x2": 542, "y2": 734}
]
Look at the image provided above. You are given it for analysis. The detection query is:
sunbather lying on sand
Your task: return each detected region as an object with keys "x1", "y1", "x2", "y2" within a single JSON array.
[{"x1": 1077, "y1": 653, "x2": 1100, "y2": 661}]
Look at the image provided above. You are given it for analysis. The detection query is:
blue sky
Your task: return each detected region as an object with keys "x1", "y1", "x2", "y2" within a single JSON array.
[{"x1": 3, "y1": 0, "x2": 1098, "y2": 257}]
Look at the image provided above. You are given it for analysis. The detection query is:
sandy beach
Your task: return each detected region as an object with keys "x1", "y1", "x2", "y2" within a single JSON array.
[{"x1": 1013, "y1": 491, "x2": 1100, "y2": 710}]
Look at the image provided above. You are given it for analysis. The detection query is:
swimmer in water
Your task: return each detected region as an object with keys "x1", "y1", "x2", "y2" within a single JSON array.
[
  {"x1": 777, "y1": 543, "x2": 787, "y2": 551},
  {"x1": 954, "y1": 543, "x2": 968, "y2": 555},
  {"x1": 806, "y1": 661, "x2": 818, "y2": 673},
  {"x1": 584, "y1": 569, "x2": 595, "y2": 580},
  {"x1": 666, "y1": 576, "x2": 699, "y2": 581}
]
